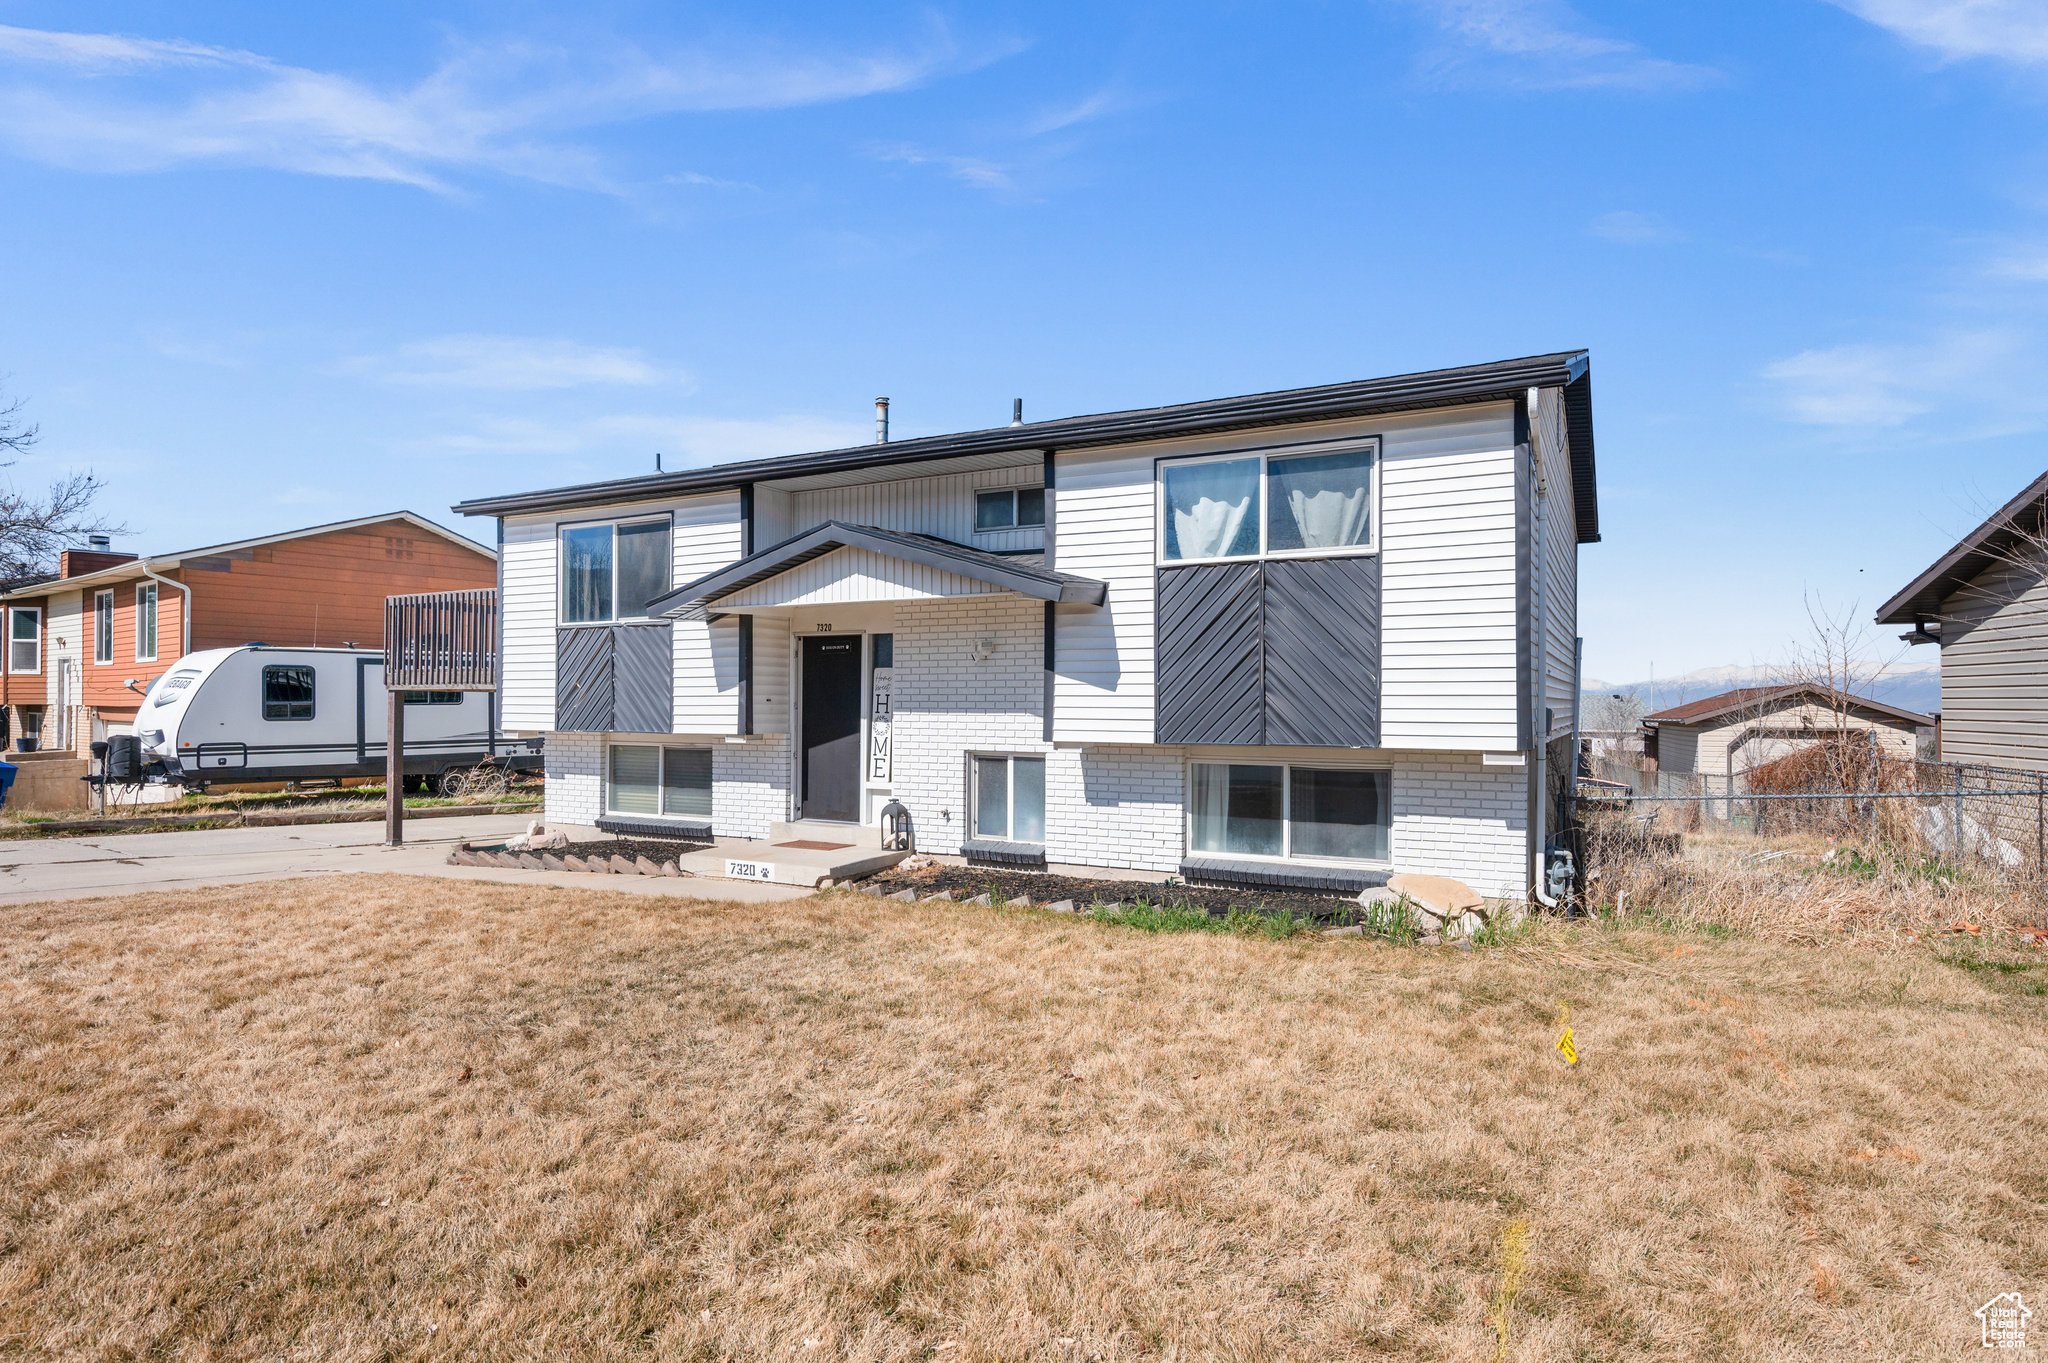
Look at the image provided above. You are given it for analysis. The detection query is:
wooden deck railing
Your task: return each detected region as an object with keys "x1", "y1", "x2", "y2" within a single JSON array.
[{"x1": 384, "y1": 589, "x2": 497, "y2": 690}]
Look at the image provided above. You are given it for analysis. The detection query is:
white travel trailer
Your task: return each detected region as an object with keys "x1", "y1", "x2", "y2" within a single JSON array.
[{"x1": 134, "y1": 645, "x2": 535, "y2": 788}]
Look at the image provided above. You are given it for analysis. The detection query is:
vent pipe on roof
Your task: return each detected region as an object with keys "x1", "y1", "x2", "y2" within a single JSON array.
[
  {"x1": 1011, "y1": 398, "x2": 1023, "y2": 427},
  {"x1": 875, "y1": 397, "x2": 889, "y2": 444},
  {"x1": 88, "y1": 534, "x2": 110, "y2": 550}
]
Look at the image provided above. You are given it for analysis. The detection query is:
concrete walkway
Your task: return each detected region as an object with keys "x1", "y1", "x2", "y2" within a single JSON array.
[{"x1": 0, "y1": 814, "x2": 814, "y2": 906}]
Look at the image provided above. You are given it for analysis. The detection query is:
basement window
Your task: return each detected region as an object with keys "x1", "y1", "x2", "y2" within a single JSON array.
[
  {"x1": 608, "y1": 743, "x2": 713, "y2": 819},
  {"x1": 971, "y1": 755, "x2": 1045, "y2": 842},
  {"x1": 1188, "y1": 762, "x2": 1389, "y2": 862}
]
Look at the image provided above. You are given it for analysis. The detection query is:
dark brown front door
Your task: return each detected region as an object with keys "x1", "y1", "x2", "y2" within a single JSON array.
[{"x1": 800, "y1": 635, "x2": 862, "y2": 821}]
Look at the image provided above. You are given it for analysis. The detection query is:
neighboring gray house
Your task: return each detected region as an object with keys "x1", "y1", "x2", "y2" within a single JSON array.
[
  {"x1": 1640, "y1": 685, "x2": 1928, "y2": 779},
  {"x1": 452, "y1": 351, "x2": 1600, "y2": 898},
  {"x1": 1878, "y1": 470, "x2": 2048, "y2": 770}
]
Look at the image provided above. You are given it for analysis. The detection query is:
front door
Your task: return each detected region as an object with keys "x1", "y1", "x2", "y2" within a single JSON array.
[{"x1": 800, "y1": 635, "x2": 863, "y2": 821}]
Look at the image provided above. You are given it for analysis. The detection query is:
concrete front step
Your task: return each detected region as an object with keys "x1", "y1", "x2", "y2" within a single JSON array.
[
  {"x1": 675, "y1": 830, "x2": 905, "y2": 889},
  {"x1": 766, "y1": 819, "x2": 884, "y2": 850}
]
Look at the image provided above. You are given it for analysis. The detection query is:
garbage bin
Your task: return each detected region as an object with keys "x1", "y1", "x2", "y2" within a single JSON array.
[{"x1": 0, "y1": 761, "x2": 18, "y2": 812}]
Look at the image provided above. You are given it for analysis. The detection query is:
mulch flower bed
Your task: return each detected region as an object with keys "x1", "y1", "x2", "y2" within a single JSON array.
[{"x1": 861, "y1": 860, "x2": 1363, "y2": 924}]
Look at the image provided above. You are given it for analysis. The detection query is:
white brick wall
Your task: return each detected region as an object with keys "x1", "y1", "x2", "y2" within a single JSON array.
[
  {"x1": 544, "y1": 729, "x2": 603, "y2": 826},
  {"x1": 714, "y1": 736, "x2": 791, "y2": 841},
  {"x1": 1049, "y1": 745, "x2": 1184, "y2": 872},
  {"x1": 1387, "y1": 751, "x2": 1526, "y2": 899}
]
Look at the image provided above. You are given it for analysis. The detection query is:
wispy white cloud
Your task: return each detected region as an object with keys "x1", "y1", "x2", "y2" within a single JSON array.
[
  {"x1": 338, "y1": 335, "x2": 684, "y2": 390},
  {"x1": 1401, "y1": 0, "x2": 1720, "y2": 91},
  {"x1": 1825, "y1": 0, "x2": 2048, "y2": 65},
  {"x1": 1589, "y1": 210, "x2": 1685, "y2": 244},
  {"x1": 867, "y1": 142, "x2": 1015, "y2": 193},
  {"x1": 0, "y1": 21, "x2": 1000, "y2": 194},
  {"x1": 1023, "y1": 86, "x2": 1129, "y2": 136},
  {"x1": 1987, "y1": 244, "x2": 2048, "y2": 280},
  {"x1": 415, "y1": 412, "x2": 867, "y2": 464},
  {"x1": 1761, "y1": 329, "x2": 2026, "y2": 426}
]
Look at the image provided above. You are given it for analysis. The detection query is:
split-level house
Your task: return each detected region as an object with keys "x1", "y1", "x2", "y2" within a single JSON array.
[
  {"x1": 1877, "y1": 469, "x2": 2048, "y2": 770},
  {"x1": 0, "y1": 512, "x2": 497, "y2": 759},
  {"x1": 455, "y1": 352, "x2": 1599, "y2": 899}
]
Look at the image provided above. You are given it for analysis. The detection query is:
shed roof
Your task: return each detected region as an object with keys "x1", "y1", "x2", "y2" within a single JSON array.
[
  {"x1": 1643, "y1": 684, "x2": 1931, "y2": 729},
  {"x1": 453, "y1": 351, "x2": 1600, "y2": 542}
]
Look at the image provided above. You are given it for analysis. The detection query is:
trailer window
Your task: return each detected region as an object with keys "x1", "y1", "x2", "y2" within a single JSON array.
[
  {"x1": 262, "y1": 665, "x2": 315, "y2": 720},
  {"x1": 403, "y1": 691, "x2": 463, "y2": 705}
]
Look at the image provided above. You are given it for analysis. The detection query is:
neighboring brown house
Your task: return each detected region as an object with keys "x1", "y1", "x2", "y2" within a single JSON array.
[
  {"x1": 1640, "y1": 685, "x2": 1930, "y2": 779},
  {"x1": 1877, "y1": 469, "x2": 2048, "y2": 771},
  {"x1": 0, "y1": 512, "x2": 496, "y2": 757}
]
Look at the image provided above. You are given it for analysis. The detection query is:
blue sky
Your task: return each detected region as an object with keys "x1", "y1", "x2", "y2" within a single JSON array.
[{"x1": 1, "y1": 0, "x2": 2045, "y2": 685}]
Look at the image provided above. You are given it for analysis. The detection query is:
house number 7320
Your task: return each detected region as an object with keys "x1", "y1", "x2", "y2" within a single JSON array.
[{"x1": 814, "y1": 623, "x2": 832, "y2": 631}]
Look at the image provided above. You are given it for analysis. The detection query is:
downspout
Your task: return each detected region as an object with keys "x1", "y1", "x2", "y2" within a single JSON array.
[
  {"x1": 1528, "y1": 391, "x2": 1557, "y2": 909},
  {"x1": 139, "y1": 561, "x2": 192, "y2": 660}
]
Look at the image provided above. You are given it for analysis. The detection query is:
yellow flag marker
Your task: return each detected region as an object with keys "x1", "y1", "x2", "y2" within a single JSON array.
[{"x1": 1555, "y1": 1001, "x2": 1579, "y2": 1066}]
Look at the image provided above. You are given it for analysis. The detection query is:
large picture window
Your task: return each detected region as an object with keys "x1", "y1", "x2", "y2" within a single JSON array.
[
  {"x1": 561, "y1": 517, "x2": 672, "y2": 624},
  {"x1": 1189, "y1": 762, "x2": 1389, "y2": 863},
  {"x1": 971, "y1": 755, "x2": 1045, "y2": 842},
  {"x1": 94, "y1": 591, "x2": 114, "y2": 664},
  {"x1": 9, "y1": 607, "x2": 40, "y2": 675},
  {"x1": 262, "y1": 665, "x2": 315, "y2": 721},
  {"x1": 136, "y1": 583, "x2": 158, "y2": 662},
  {"x1": 1158, "y1": 440, "x2": 1378, "y2": 564},
  {"x1": 608, "y1": 743, "x2": 713, "y2": 818}
]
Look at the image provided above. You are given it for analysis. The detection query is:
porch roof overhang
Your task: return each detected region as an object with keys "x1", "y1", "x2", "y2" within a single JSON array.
[{"x1": 649, "y1": 520, "x2": 1111, "y2": 622}]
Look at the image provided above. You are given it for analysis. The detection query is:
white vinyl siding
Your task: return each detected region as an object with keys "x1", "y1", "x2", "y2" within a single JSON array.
[
  {"x1": 752, "y1": 615, "x2": 792, "y2": 735},
  {"x1": 671, "y1": 491, "x2": 746, "y2": 735},
  {"x1": 716, "y1": 546, "x2": 1006, "y2": 609},
  {"x1": 1051, "y1": 443, "x2": 1158, "y2": 742},
  {"x1": 785, "y1": 463, "x2": 1044, "y2": 553},
  {"x1": 499, "y1": 514, "x2": 559, "y2": 730}
]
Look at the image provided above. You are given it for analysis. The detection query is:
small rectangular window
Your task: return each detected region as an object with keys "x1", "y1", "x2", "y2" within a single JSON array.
[
  {"x1": 1016, "y1": 487, "x2": 1046, "y2": 527},
  {"x1": 1162, "y1": 457, "x2": 1261, "y2": 561},
  {"x1": 871, "y1": 633, "x2": 893, "y2": 669},
  {"x1": 9, "y1": 608, "x2": 41, "y2": 675},
  {"x1": 971, "y1": 755, "x2": 1046, "y2": 842},
  {"x1": 661, "y1": 746, "x2": 713, "y2": 818},
  {"x1": 609, "y1": 743, "x2": 660, "y2": 814},
  {"x1": 94, "y1": 591, "x2": 113, "y2": 664},
  {"x1": 135, "y1": 583, "x2": 158, "y2": 662},
  {"x1": 402, "y1": 691, "x2": 464, "y2": 705},
  {"x1": 262, "y1": 665, "x2": 315, "y2": 720},
  {"x1": 1267, "y1": 449, "x2": 1373, "y2": 553},
  {"x1": 975, "y1": 490, "x2": 1016, "y2": 530}
]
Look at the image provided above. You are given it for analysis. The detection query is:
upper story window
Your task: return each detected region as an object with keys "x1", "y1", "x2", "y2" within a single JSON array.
[
  {"x1": 1157, "y1": 439, "x2": 1379, "y2": 564},
  {"x1": 93, "y1": 591, "x2": 114, "y2": 664},
  {"x1": 561, "y1": 517, "x2": 671, "y2": 624},
  {"x1": 8, "y1": 607, "x2": 40, "y2": 675},
  {"x1": 262, "y1": 664, "x2": 315, "y2": 720},
  {"x1": 975, "y1": 488, "x2": 1045, "y2": 531},
  {"x1": 136, "y1": 583, "x2": 158, "y2": 662}
]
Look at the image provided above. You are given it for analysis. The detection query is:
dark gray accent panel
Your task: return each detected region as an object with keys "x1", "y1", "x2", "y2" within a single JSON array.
[
  {"x1": 1155, "y1": 563, "x2": 1264, "y2": 745},
  {"x1": 1180, "y1": 857, "x2": 1391, "y2": 895},
  {"x1": 1564, "y1": 371, "x2": 1599, "y2": 543},
  {"x1": 1263, "y1": 557, "x2": 1380, "y2": 748},
  {"x1": 556, "y1": 628, "x2": 613, "y2": 732},
  {"x1": 614, "y1": 624, "x2": 674, "y2": 734}
]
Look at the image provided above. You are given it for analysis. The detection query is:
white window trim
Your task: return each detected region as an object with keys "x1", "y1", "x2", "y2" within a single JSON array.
[
  {"x1": 92, "y1": 590, "x2": 114, "y2": 665},
  {"x1": 1183, "y1": 758, "x2": 1394, "y2": 866},
  {"x1": 8, "y1": 607, "x2": 41, "y2": 676},
  {"x1": 968, "y1": 752, "x2": 1046, "y2": 843},
  {"x1": 1154, "y1": 435, "x2": 1382, "y2": 567},
  {"x1": 136, "y1": 583, "x2": 158, "y2": 663},
  {"x1": 557, "y1": 513, "x2": 675, "y2": 627},
  {"x1": 974, "y1": 487, "x2": 1046, "y2": 533},
  {"x1": 607, "y1": 741, "x2": 714, "y2": 818}
]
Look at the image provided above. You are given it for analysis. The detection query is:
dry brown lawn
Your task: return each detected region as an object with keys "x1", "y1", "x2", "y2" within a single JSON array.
[{"x1": 1, "y1": 877, "x2": 2043, "y2": 1361}]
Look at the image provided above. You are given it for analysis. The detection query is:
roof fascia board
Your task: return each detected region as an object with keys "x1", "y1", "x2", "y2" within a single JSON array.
[
  {"x1": 1875, "y1": 469, "x2": 2048, "y2": 624},
  {"x1": 454, "y1": 351, "x2": 1591, "y2": 520}
]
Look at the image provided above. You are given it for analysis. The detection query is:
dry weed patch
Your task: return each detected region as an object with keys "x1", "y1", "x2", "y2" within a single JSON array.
[{"x1": 1, "y1": 877, "x2": 2043, "y2": 1361}]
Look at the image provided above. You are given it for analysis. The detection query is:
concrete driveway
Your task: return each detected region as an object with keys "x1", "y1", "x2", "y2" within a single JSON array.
[{"x1": 0, "y1": 814, "x2": 813, "y2": 905}]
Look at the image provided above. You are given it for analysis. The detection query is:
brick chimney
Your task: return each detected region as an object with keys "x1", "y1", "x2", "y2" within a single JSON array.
[{"x1": 60, "y1": 550, "x2": 139, "y2": 578}]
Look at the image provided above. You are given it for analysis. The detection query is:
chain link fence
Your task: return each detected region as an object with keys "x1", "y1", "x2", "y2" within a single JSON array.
[{"x1": 1578, "y1": 748, "x2": 2048, "y2": 896}]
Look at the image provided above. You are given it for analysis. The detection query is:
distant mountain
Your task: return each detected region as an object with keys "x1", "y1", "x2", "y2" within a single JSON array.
[{"x1": 1582, "y1": 658, "x2": 1941, "y2": 718}]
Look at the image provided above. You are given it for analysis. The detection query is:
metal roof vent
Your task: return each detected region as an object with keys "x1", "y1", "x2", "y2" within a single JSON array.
[
  {"x1": 875, "y1": 397, "x2": 889, "y2": 444},
  {"x1": 88, "y1": 534, "x2": 110, "y2": 550}
]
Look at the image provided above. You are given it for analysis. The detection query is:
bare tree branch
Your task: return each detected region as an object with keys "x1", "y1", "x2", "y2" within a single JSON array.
[{"x1": 0, "y1": 385, "x2": 127, "y2": 582}]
